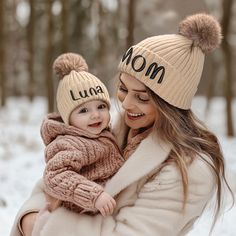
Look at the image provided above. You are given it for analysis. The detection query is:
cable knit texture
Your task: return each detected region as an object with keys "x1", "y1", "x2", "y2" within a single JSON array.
[
  {"x1": 123, "y1": 128, "x2": 152, "y2": 160},
  {"x1": 41, "y1": 113, "x2": 124, "y2": 213}
]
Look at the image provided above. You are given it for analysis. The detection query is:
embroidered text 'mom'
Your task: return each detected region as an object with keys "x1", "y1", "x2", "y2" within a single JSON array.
[{"x1": 121, "y1": 47, "x2": 165, "y2": 83}]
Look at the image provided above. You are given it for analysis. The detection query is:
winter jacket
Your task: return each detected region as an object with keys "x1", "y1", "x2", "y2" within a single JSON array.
[
  {"x1": 41, "y1": 113, "x2": 124, "y2": 213},
  {"x1": 10, "y1": 116, "x2": 216, "y2": 236}
]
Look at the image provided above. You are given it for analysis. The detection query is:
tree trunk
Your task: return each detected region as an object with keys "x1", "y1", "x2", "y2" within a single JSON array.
[
  {"x1": 95, "y1": 0, "x2": 108, "y2": 83},
  {"x1": 11, "y1": 0, "x2": 21, "y2": 96},
  {"x1": 27, "y1": 0, "x2": 35, "y2": 101},
  {"x1": 98, "y1": 0, "x2": 106, "y2": 64},
  {"x1": 221, "y1": 0, "x2": 234, "y2": 136},
  {"x1": 61, "y1": 0, "x2": 69, "y2": 53},
  {"x1": 70, "y1": 0, "x2": 88, "y2": 53},
  {"x1": 45, "y1": 0, "x2": 54, "y2": 113},
  {"x1": 126, "y1": 0, "x2": 136, "y2": 49},
  {"x1": 0, "y1": 0, "x2": 6, "y2": 107}
]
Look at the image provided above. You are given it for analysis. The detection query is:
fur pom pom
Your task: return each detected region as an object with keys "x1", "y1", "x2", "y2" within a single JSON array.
[
  {"x1": 179, "y1": 13, "x2": 222, "y2": 53},
  {"x1": 53, "y1": 53, "x2": 88, "y2": 79}
]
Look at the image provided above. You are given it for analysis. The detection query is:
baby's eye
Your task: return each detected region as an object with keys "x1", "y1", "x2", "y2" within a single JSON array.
[
  {"x1": 98, "y1": 103, "x2": 107, "y2": 109},
  {"x1": 79, "y1": 108, "x2": 88, "y2": 113}
]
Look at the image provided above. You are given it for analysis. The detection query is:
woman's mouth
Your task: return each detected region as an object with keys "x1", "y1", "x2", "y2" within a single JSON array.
[{"x1": 127, "y1": 112, "x2": 145, "y2": 120}]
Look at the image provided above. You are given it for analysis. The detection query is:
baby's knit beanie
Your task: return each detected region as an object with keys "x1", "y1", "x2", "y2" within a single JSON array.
[
  {"x1": 54, "y1": 53, "x2": 110, "y2": 124},
  {"x1": 118, "y1": 13, "x2": 222, "y2": 109}
]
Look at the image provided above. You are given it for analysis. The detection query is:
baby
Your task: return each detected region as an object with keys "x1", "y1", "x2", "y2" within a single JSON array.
[{"x1": 32, "y1": 53, "x2": 124, "y2": 236}]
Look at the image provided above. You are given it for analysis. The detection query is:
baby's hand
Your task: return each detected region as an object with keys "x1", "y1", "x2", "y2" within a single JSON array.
[{"x1": 94, "y1": 192, "x2": 116, "y2": 217}]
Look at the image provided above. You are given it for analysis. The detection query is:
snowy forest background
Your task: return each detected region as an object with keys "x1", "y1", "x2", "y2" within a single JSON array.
[{"x1": 0, "y1": 0, "x2": 236, "y2": 235}]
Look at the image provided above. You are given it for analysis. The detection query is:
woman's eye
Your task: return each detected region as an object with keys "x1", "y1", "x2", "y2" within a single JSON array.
[
  {"x1": 118, "y1": 85, "x2": 128, "y2": 93},
  {"x1": 136, "y1": 94, "x2": 149, "y2": 102},
  {"x1": 98, "y1": 104, "x2": 107, "y2": 109},
  {"x1": 79, "y1": 108, "x2": 88, "y2": 113}
]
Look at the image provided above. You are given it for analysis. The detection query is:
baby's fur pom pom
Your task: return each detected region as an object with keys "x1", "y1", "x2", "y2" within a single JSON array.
[{"x1": 53, "y1": 53, "x2": 88, "y2": 79}]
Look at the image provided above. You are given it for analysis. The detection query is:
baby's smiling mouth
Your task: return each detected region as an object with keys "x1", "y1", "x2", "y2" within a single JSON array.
[{"x1": 88, "y1": 122, "x2": 102, "y2": 127}]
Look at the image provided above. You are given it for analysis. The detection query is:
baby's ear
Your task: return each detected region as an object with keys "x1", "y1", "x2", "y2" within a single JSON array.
[{"x1": 106, "y1": 123, "x2": 112, "y2": 132}]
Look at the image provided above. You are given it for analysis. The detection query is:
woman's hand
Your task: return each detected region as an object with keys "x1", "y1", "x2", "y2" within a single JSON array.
[
  {"x1": 44, "y1": 193, "x2": 61, "y2": 212},
  {"x1": 95, "y1": 192, "x2": 116, "y2": 217},
  {"x1": 21, "y1": 212, "x2": 38, "y2": 236},
  {"x1": 31, "y1": 206, "x2": 51, "y2": 236}
]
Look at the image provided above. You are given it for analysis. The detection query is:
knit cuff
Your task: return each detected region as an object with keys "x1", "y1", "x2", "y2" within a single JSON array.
[{"x1": 73, "y1": 182, "x2": 104, "y2": 211}]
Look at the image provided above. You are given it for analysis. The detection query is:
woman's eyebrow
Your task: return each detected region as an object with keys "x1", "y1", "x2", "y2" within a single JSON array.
[
  {"x1": 132, "y1": 89, "x2": 147, "y2": 93},
  {"x1": 119, "y1": 78, "x2": 147, "y2": 93},
  {"x1": 119, "y1": 78, "x2": 125, "y2": 85}
]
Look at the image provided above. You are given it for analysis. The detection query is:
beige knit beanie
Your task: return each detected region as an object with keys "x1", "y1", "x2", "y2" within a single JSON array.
[
  {"x1": 54, "y1": 53, "x2": 110, "y2": 124},
  {"x1": 118, "y1": 13, "x2": 222, "y2": 109}
]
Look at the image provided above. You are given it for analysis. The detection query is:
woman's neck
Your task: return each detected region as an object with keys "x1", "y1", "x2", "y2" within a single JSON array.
[
  {"x1": 127, "y1": 126, "x2": 153, "y2": 143},
  {"x1": 122, "y1": 126, "x2": 154, "y2": 160}
]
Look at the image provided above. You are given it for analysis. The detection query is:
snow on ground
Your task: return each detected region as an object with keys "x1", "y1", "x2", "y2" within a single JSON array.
[{"x1": 0, "y1": 96, "x2": 236, "y2": 236}]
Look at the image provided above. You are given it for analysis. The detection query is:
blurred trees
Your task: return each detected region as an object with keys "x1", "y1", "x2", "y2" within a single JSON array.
[
  {"x1": 221, "y1": 0, "x2": 234, "y2": 136},
  {"x1": 61, "y1": 0, "x2": 69, "y2": 52},
  {"x1": 45, "y1": 0, "x2": 54, "y2": 112},
  {"x1": 27, "y1": 0, "x2": 35, "y2": 101},
  {"x1": 126, "y1": 0, "x2": 135, "y2": 49},
  {"x1": 0, "y1": 0, "x2": 235, "y2": 135},
  {"x1": 0, "y1": 0, "x2": 6, "y2": 107}
]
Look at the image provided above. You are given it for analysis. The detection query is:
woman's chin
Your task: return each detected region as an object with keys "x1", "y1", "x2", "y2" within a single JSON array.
[{"x1": 125, "y1": 117, "x2": 143, "y2": 130}]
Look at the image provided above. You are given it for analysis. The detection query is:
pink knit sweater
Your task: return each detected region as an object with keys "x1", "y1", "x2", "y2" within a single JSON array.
[{"x1": 40, "y1": 113, "x2": 124, "y2": 213}]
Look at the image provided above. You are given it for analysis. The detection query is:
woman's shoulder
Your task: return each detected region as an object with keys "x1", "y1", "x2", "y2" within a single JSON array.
[
  {"x1": 154, "y1": 155, "x2": 215, "y2": 193},
  {"x1": 188, "y1": 155, "x2": 215, "y2": 182},
  {"x1": 158, "y1": 155, "x2": 214, "y2": 179},
  {"x1": 139, "y1": 154, "x2": 215, "y2": 209}
]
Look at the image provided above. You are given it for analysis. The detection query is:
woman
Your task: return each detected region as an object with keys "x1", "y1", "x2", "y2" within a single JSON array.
[{"x1": 10, "y1": 13, "x2": 233, "y2": 236}]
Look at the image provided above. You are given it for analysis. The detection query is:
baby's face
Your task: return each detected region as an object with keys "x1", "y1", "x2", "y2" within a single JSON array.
[{"x1": 69, "y1": 100, "x2": 110, "y2": 135}]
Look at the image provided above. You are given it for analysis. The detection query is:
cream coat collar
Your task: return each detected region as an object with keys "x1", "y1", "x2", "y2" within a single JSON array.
[{"x1": 105, "y1": 132, "x2": 171, "y2": 196}]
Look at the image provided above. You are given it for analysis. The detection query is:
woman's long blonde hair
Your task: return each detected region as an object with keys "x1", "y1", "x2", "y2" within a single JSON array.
[{"x1": 147, "y1": 88, "x2": 234, "y2": 228}]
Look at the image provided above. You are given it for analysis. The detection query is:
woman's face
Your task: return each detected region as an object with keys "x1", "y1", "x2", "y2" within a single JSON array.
[{"x1": 117, "y1": 73, "x2": 157, "y2": 130}]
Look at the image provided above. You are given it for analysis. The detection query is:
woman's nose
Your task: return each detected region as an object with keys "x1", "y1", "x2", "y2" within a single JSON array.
[{"x1": 121, "y1": 94, "x2": 134, "y2": 110}]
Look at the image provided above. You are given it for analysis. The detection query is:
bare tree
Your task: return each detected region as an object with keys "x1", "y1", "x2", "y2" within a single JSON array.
[
  {"x1": 27, "y1": 0, "x2": 35, "y2": 101},
  {"x1": 112, "y1": 0, "x2": 122, "y2": 53},
  {"x1": 45, "y1": 0, "x2": 54, "y2": 112},
  {"x1": 61, "y1": 0, "x2": 69, "y2": 53},
  {"x1": 126, "y1": 0, "x2": 136, "y2": 49},
  {"x1": 221, "y1": 0, "x2": 234, "y2": 136},
  {"x1": 11, "y1": 0, "x2": 22, "y2": 97},
  {"x1": 97, "y1": 0, "x2": 106, "y2": 65},
  {"x1": 70, "y1": 0, "x2": 83, "y2": 53},
  {"x1": 91, "y1": 0, "x2": 109, "y2": 83},
  {"x1": 0, "y1": 0, "x2": 6, "y2": 107}
]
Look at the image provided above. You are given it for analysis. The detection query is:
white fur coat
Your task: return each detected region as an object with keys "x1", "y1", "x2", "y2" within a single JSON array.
[{"x1": 10, "y1": 121, "x2": 215, "y2": 236}]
